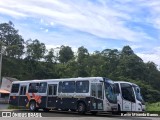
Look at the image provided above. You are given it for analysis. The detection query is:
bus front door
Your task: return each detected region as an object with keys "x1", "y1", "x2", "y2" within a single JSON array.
[
  {"x1": 91, "y1": 83, "x2": 103, "y2": 110},
  {"x1": 121, "y1": 83, "x2": 136, "y2": 112},
  {"x1": 18, "y1": 85, "x2": 27, "y2": 107},
  {"x1": 47, "y1": 84, "x2": 57, "y2": 108}
]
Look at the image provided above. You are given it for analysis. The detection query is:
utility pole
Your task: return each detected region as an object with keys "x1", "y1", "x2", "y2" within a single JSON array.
[
  {"x1": 0, "y1": 46, "x2": 2, "y2": 88},
  {"x1": 0, "y1": 41, "x2": 4, "y2": 88}
]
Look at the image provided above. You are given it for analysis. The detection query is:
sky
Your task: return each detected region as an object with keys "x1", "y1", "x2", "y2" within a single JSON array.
[{"x1": 0, "y1": 0, "x2": 160, "y2": 67}]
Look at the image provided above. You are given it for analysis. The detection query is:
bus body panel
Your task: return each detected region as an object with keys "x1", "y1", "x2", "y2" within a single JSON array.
[
  {"x1": 114, "y1": 81, "x2": 145, "y2": 112},
  {"x1": 9, "y1": 95, "x2": 19, "y2": 106},
  {"x1": 9, "y1": 77, "x2": 118, "y2": 113}
]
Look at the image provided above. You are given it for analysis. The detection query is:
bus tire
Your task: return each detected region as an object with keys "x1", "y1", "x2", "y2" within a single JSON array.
[
  {"x1": 29, "y1": 101, "x2": 37, "y2": 112},
  {"x1": 77, "y1": 102, "x2": 86, "y2": 114}
]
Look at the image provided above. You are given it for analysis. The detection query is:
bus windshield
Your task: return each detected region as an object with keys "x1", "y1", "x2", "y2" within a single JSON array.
[
  {"x1": 133, "y1": 86, "x2": 144, "y2": 102},
  {"x1": 104, "y1": 80, "x2": 117, "y2": 103}
]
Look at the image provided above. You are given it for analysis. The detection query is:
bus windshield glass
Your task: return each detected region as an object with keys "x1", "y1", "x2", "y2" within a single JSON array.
[
  {"x1": 133, "y1": 86, "x2": 144, "y2": 102},
  {"x1": 104, "y1": 80, "x2": 117, "y2": 103}
]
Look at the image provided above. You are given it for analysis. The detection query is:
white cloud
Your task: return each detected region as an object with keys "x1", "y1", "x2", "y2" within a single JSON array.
[
  {"x1": 0, "y1": 7, "x2": 27, "y2": 17},
  {"x1": 0, "y1": 0, "x2": 153, "y2": 42},
  {"x1": 1, "y1": 0, "x2": 160, "y2": 66},
  {"x1": 137, "y1": 0, "x2": 160, "y2": 30},
  {"x1": 137, "y1": 47, "x2": 160, "y2": 67},
  {"x1": 50, "y1": 22, "x2": 54, "y2": 26},
  {"x1": 45, "y1": 29, "x2": 48, "y2": 32}
]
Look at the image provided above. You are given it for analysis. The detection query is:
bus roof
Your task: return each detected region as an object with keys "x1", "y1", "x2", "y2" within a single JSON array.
[
  {"x1": 114, "y1": 81, "x2": 138, "y2": 87},
  {"x1": 12, "y1": 77, "x2": 108, "y2": 84}
]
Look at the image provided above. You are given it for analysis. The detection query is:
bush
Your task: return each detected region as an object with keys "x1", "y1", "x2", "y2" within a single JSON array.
[{"x1": 8, "y1": 105, "x2": 22, "y2": 109}]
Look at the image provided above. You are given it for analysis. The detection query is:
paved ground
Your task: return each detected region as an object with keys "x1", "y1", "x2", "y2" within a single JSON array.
[
  {"x1": 0, "y1": 109, "x2": 159, "y2": 120},
  {"x1": 0, "y1": 103, "x2": 8, "y2": 109}
]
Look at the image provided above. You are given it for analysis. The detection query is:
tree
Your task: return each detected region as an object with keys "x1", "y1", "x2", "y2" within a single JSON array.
[
  {"x1": 76, "y1": 46, "x2": 89, "y2": 77},
  {"x1": 77, "y1": 46, "x2": 89, "y2": 62},
  {"x1": 101, "y1": 49, "x2": 120, "y2": 77},
  {"x1": 121, "y1": 45, "x2": 134, "y2": 56},
  {"x1": 59, "y1": 45, "x2": 74, "y2": 63},
  {"x1": 45, "y1": 48, "x2": 55, "y2": 63},
  {"x1": 0, "y1": 21, "x2": 24, "y2": 58},
  {"x1": 117, "y1": 53, "x2": 145, "y2": 80},
  {"x1": 26, "y1": 39, "x2": 46, "y2": 61}
]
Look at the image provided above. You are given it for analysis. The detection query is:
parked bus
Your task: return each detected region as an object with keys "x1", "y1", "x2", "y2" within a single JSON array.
[
  {"x1": 9, "y1": 77, "x2": 117, "y2": 114},
  {"x1": 114, "y1": 81, "x2": 145, "y2": 113}
]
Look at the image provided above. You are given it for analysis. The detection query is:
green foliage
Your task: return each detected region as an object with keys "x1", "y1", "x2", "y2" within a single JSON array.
[
  {"x1": 1, "y1": 22, "x2": 160, "y2": 103},
  {"x1": 45, "y1": 48, "x2": 56, "y2": 63},
  {"x1": 77, "y1": 46, "x2": 89, "y2": 63},
  {"x1": 59, "y1": 45, "x2": 74, "y2": 63},
  {"x1": 26, "y1": 39, "x2": 46, "y2": 61},
  {"x1": 8, "y1": 105, "x2": 23, "y2": 109},
  {"x1": 0, "y1": 21, "x2": 24, "y2": 58},
  {"x1": 121, "y1": 45, "x2": 134, "y2": 56},
  {"x1": 146, "y1": 102, "x2": 160, "y2": 114}
]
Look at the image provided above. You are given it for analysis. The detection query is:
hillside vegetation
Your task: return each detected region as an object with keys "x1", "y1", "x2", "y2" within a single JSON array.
[{"x1": 1, "y1": 21, "x2": 160, "y2": 103}]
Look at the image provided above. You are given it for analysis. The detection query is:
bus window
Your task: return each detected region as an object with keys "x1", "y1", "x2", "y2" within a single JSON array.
[
  {"x1": 121, "y1": 83, "x2": 135, "y2": 102},
  {"x1": 20, "y1": 86, "x2": 27, "y2": 95},
  {"x1": 91, "y1": 84, "x2": 96, "y2": 97},
  {"x1": 58, "y1": 82, "x2": 62, "y2": 93},
  {"x1": 97, "y1": 84, "x2": 103, "y2": 99},
  {"x1": 49, "y1": 85, "x2": 57, "y2": 95},
  {"x1": 133, "y1": 86, "x2": 144, "y2": 102},
  {"x1": 39, "y1": 82, "x2": 47, "y2": 93},
  {"x1": 53, "y1": 85, "x2": 57, "y2": 95},
  {"x1": 76, "y1": 81, "x2": 89, "y2": 93},
  {"x1": 48, "y1": 85, "x2": 53, "y2": 95},
  {"x1": 62, "y1": 81, "x2": 75, "y2": 93},
  {"x1": 104, "y1": 82, "x2": 117, "y2": 103},
  {"x1": 11, "y1": 84, "x2": 20, "y2": 93},
  {"x1": 114, "y1": 83, "x2": 120, "y2": 94},
  {"x1": 28, "y1": 83, "x2": 39, "y2": 93}
]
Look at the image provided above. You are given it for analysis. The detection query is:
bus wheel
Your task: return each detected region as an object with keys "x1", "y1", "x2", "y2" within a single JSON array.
[
  {"x1": 77, "y1": 102, "x2": 86, "y2": 114},
  {"x1": 29, "y1": 101, "x2": 37, "y2": 112}
]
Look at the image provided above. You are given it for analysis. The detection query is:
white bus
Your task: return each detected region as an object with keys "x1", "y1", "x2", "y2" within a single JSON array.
[
  {"x1": 9, "y1": 77, "x2": 118, "y2": 114},
  {"x1": 114, "y1": 81, "x2": 145, "y2": 113}
]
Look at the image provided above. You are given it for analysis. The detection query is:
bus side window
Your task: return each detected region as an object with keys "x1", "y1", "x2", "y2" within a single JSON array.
[
  {"x1": 97, "y1": 84, "x2": 103, "y2": 99},
  {"x1": 114, "y1": 83, "x2": 120, "y2": 94},
  {"x1": 28, "y1": 83, "x2": 39, "y2": 93},
  {"x1": 11, "y1": 84, "x2": 20, "y2": 93},
  {"x1": 53, "y1": 85, "x2": 57, "y2": 95},
  {"x1": 58, "y1": 82, "x2": 62, "y2": 93},
  {"x1": 76, "y1": 81, "x2": 89, "y2": 93},
  {"x1": 49, "y1": 85, "x2": 57, "y2": 95},
  {"x1": 39, "y1": 82, "x2": 47, "y2": 93},
  {"x1": 62, "y1": 81, "x2": 75, "y2": 93},
  {"x1": 91, "y1": 84, "x2": 96, "y2": 97},
  {"x1": 20, "y1": 86, "x2": 27, "y2": 95}
]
